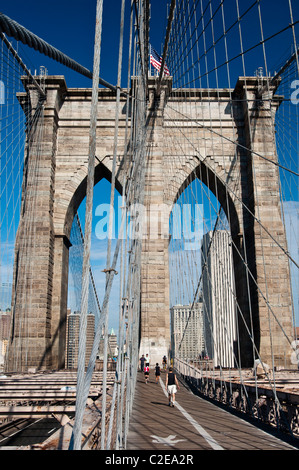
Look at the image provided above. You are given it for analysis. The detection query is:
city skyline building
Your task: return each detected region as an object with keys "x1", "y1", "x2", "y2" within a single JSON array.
[
  {"x1": 0, "y1": 309, "x2": 11, "y2": 370},
  {"x1": 201, "y1": 230, "x2": 237, "y2": 368},
  {"x1": 170, "y1": 298, "x2": 204, "y2": 360},
  {"x1": 66, "y1": 309, "x2": 95, "y2": 369},
  {"x1": 98, "y1": 327, "x2": 118, "y2": 360}
]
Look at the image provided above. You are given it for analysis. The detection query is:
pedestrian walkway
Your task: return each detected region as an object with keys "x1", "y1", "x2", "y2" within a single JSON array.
[{"x1": 126, "y1": 370, "x2": 297, "y2": 450}]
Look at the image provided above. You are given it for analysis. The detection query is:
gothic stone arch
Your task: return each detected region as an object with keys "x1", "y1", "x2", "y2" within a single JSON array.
[
  {"x1": 141, "y1": 76, "x2": 293, "y2": 368},
  {"x1": 6, "y1": 75, "x2": 294, "y2": 371},
  {"x1": 6, "y1": 77, "x2": 127, "y2": 371}
]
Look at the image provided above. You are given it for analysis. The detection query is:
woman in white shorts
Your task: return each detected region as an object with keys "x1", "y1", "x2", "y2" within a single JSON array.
[{"x1": 165, "y1": 367, "x2": 180, "y2": 407}]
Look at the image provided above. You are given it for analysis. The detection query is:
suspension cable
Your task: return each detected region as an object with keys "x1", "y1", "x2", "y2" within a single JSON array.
[
  {"x1": 69, "y1": 0, "x2": 103, "y2": 450},
  {"x1": 0, "y1": 12, "x2": 117, "y2": 92}
]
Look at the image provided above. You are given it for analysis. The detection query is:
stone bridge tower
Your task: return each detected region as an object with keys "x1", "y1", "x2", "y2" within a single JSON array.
[{"x1": 5, "y1": 74, "x2": 294, "y2": 371}]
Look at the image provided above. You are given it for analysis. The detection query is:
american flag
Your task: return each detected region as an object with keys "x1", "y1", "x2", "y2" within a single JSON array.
[{"x1": 150, "y1": 46, "x2": 170, "y2": 76}]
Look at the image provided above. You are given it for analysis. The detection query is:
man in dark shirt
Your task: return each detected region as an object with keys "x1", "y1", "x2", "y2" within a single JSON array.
[
  {"x1": 140, "y1": 355, "x2": 145, "y2": 371},
  {"x1": 165, "y1": 367, "x2": 180, "y2": 407}
]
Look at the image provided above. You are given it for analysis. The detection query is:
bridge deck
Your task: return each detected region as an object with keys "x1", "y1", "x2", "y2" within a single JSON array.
[{"x1": 126, "y1": 370, "x2": 297, "y2": 451}]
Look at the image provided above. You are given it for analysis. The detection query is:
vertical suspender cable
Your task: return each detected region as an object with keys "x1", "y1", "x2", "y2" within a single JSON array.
[
  {"x1": 69, "y1": 0, "x2": 103, "y2": 451},
  {"x1": 157, "y1": 0, "x2": 176, "y2": 96},
  {"x1": 101, "y1": 0, "x2": 126, "y2": 449},
  {"x1": 0, "y1": 33, "x2": 45, "y2": 99},
  {"x1": 115, "y1": 0, "x2": 134, "y2": 450},
  {"x1": 288, "y1": 0, "x2": 299, "y2": 76}
]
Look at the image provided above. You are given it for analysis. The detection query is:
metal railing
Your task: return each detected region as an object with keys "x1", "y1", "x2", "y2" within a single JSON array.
[{"x1": 174, "y1": 357, "x2": 299, "y2": 441}]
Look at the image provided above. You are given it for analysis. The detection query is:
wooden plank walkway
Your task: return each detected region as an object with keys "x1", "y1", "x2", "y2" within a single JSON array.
[{"x1": 126, "y1": 370, "x2": 298, "y2": 451}]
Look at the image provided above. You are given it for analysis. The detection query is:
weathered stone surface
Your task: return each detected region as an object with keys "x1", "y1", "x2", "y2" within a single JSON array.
[{"x1": 5, "y1": 75, "x2": 294, "y2": 371}]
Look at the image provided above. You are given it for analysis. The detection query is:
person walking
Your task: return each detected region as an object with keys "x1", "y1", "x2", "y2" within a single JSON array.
[
  {"x1": 145, "y1": 354, "x2": 150, "y2": 367},
  {"x1": 140, "y1": 354, "x2": 145, "y2": 372},
  {"x1": 144, "y1": 363, "x2": 150, "y2": 384},
  {"x1": 165, "y1": 367, "x2": 180, "y2": 407},
  {"x1": 155, "y1": 363, "x2": 161, "y2": 384}
]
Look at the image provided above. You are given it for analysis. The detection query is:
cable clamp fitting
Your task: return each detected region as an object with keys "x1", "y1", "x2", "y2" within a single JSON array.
[{"x1": 102, "y1": 268, "x2": 118, "y2": 275}]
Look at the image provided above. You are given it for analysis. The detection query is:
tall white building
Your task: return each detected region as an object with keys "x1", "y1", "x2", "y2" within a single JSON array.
[
  {"x1": 66, "y1": 310, "x2": 95, "y2": 369},
  {"x1": 98, "y1": 328, "x2": 118, "y2": 359},
  {"x1": 170, "y1": 298, "x2": 204, "y2": 360},
  {"x1": 201, "y1": 230, "x2": 237, "y2": 368}
]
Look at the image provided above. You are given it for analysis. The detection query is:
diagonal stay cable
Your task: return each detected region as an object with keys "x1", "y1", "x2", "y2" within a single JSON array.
[
  {"x1": 164, "y1": 107, "x2": 299, "y2": 276},
  {"x1": 166, "y1": 101, "x2": 299, "y2": 177},
  {"x1": 101, "y1": 0, "x2": 126, "y2": 450},
  {"x1": 0, "y1": 32, "x2": 45, "y2": 98}
]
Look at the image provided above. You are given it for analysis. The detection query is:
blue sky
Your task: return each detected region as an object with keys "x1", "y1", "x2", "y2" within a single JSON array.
[
  {"x1": 1, "y1": 0, "x2": 169, "y2": 330},
  {"x1": 2, "y1": 0, "x2": 169, "y2": 89},
  {"x1": 1, "y1": 1, "x2": 298, "y2": 332},
  {"x1": 3, "y1": 0, "x2": 298, "y2": 89}
]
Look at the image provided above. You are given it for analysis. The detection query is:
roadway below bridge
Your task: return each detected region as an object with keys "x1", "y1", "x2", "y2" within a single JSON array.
[
  {"x1": 126, "y1": 370, "x2": 299, "y2": 451},
  {"x1": 0, "y1": 369, "x2": 116, "y2": 450}
]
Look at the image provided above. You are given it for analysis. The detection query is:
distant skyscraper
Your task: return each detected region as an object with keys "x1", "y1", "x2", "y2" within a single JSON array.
[
  {"x1": 170, "y1": 298, "x2": 204, "y2": 360},
  {"x1": 0, "y1": 309, "x2": 11, "y2": 368},
  {"x1": 0, "y1": 309, "x2": 11, "y2": 340},
  {"x1": 201, "y1": 230, "x2": 237, "y2": 368},
  {"x1": 108, "y1": 328, "x2": 118, "y2": 358},
  {"x1": 98, "y1": 328, "x2": 118, "y2": 359},
  {"x1": 0, "y1": 283, "x2": 12, "y2": 311},
  {"x1": 66, "y1": 310, "x2": 95, "y2": 369}
]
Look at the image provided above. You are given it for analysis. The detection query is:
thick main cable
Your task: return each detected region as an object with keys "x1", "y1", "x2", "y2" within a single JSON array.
[{"x1": 0, "y1": 12, "x2": 117, "y2": 92}]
